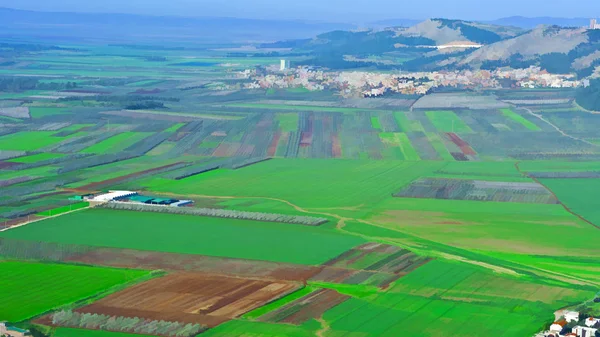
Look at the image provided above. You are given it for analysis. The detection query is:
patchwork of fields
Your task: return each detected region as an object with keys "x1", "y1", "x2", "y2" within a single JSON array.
[{"x1": 1, "y1": 42, "x2": 599, "y2": 337}]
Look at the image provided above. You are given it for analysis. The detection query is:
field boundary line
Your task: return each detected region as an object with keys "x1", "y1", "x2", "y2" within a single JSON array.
[
  {"x1": 315, "y1": 316, "x2": 331, "y2": 337},
  {"x1": 515, "y1": 162, "x2": 600, "y2": 231},
  {"x1": 138, "y1": 191, "x2": 600, "y2": 287},
  {"x1": 0, "y1": 205, "x2": 91, "y2": 232},
  {"x1": 520, "y1": 107, "x2": 598, "y2": 147}
]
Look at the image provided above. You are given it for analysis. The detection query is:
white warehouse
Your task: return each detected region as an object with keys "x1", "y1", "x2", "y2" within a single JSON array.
[{"x1": 88, "y1": 190, "x2": 138, "y2": 202}]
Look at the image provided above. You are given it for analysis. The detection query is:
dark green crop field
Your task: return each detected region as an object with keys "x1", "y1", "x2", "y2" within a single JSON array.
[{"x1": 0, "y1": 208, "x2": 364, "y2": 265}]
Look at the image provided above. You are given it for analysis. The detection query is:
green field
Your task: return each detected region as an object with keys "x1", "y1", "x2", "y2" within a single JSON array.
[
  {"x1": 319, "y1": 260, "x2": 593, "y2": 337},
  {"x1": 367, "y1": 197, "x2": 600, "y2": 257},
  {"x1": 164, "y1": 123, "x2": 186, "y2": 132},
  {"x1": 229, "y1": 103, "x2": 366, "y2": 113},
  {"x1": 53, "y1": 328, "x2": 155, "y2": 337},
  {"x1": 393, "y1": 111, "x2": 423, "y2": 132},
  {"x1": 0, "y1": 261, "x2": 148, "y2": 322},
  {"x1": 426, "y1": 111, "x2": 473, "y2": 133},
  {"x1": 542, "y1": 178, "x2": 600, "y2": 227},
  {"x1": 0, "y1": 131, "x2": 75, "y2": 151},
  {"x1": 37, "y1": 202, "x2": 89, "y2": 216},
  {"x1": 202, "y1": 320, "x2": 316, "y2": 337},
  {"x1": 0, "y1": 208, "x2": 364, "y2": 265},
  {"x1": 8, "y1": 152, "x2": 65, "y2": 163},
  {"x1": 426, "y1": 132, "x2": 455, "y2": 160},
  {"x1": 371, "y1": 117, "x2": 381, "y2": 129},
  {"x1": 140, "y1": 159, "x2": 445, "y2": 210},
  {"x1": 82, "y1": 132, "x2": 152, "y2": 154},
  {"x1": 379, "y1": 133, "x2": 420, "y2": 161},
  {"x1": 29, "y1": 107, "x2": 72, "y2": 119},
  {"x1": 276, "y1": 113, "x2": 299, "y2": 132},
  {"x1": 500, "y1": 108, "x2": 542, "y2": 131}
]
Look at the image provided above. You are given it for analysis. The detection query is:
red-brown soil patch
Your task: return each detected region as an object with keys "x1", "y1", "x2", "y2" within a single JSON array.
[
  {"x1": 0, "y1": 161, "x2": 19, "y2": 169},
  {"x1": 331, "y1": 133, "x2": 342, "y2": 158},
  {"x1": 300, "y1": 131, "x2": 312, "y2": 147},
  {"x1": 447, "y1": 133, "x2": 477, "y2": 156},
  {"x1": 267, "y1": 132, "x2": 281, "y2": 156},
  {"x1": 77, "y1": 273, "x2": 299, "y2": 327},
  {"x1": 66, "y1": 248, "x2": 320, "y2": 282}
]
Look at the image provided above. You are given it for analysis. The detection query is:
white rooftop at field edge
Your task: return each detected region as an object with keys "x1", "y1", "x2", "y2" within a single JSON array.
[{"x1": 91, "y1": 191, "x2": 137, "y2": 202}]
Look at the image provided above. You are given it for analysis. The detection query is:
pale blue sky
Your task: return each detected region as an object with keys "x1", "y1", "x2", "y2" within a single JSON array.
[{"x1": 1, "y1": 0, "x2": 599, "y2": 22}]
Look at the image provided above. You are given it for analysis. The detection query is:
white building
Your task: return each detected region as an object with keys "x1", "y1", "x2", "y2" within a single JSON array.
[
  {"x1": 550, "y1": 320, "x2": 567, "y2": 333},
  {"x1": 565, "y1": 311, "x2": 581, "y2": 323},
  {"x1": 573, "y1": 325, "x2": 598, "y2": 337},
  {"x1": 88, "y1": 190, "x2": 137, "y2": 202},
  {"x1": 280, "y1": 59, "x2": 290, "y2": 71},
  {"x1": 585, "y1": 317, "x2": 600, "y2": 327},
  {"x1": 591, "y1": 19, "x2": 600, "y2": 30}
]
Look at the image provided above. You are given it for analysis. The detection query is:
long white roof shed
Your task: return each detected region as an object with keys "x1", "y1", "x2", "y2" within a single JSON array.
[{"x1": 92, "y1": 191, "x2": 137, "y2": 202}]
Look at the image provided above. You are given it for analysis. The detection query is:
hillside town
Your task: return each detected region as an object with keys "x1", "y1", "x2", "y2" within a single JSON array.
[
  {"x1": 237, "y1": 65, "x2": 582, "y2": 97},
  {"x1": 536, "y1": 308, "x2": 600, "y2": 337}
]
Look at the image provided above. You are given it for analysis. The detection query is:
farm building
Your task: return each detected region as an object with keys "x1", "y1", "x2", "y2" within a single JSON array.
[
  {"x1": 0, "y1": 322, "x2": 30, "y2": 337},
  {"x1": 84, "y1": 190, "x2": 192, "y2": 207},
  {"x1": 572, "y1": 326, "x2": 598, "y2": 337},
  {"x1": 585, "y1": 317, "x2": 600, "y2": 327},
  {"x1": 87, "y1": 190, "x2": 138, "y2": 202},
  {"x1": 550, "y1": 320, "x2": 567, "y2": 333},
  {"x1": 124, "y1": 195, "x2": 193, "y2": 207},
  {"x1": 565, "y1": 311, "x2": 581, "y2": 323}
]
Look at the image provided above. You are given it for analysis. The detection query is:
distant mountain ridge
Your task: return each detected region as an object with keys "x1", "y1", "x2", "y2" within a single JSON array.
[
  {"x1": 266, "y1": 18, "x2": 600, "y2": 77},
  {"x1": 485, "y1": 16, "x2": 592, "y2": 29},
  {"x1": 0, "y1": 7, "x2": 355, "y2": 43},
  {"x1": 369, "y1": 16, "x2": 593, "y2": 30}
]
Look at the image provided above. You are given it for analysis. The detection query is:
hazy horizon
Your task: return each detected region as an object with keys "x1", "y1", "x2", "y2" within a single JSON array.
[{"x1": 1, "y1": 0, "x2": 599, "y2": 23}]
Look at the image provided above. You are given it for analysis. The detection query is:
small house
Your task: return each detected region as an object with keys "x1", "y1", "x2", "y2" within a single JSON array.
[
  {"x1": 585, "y1": 317, "x2": 600, "y2": 328},
  {"x1": 573, "y1": 325, "x2": 598, "y2": 337},
  {"x1": 565, "y1": 311, "x2": 581, "y2": 323},
  {"x1": 550, "y1": 319, "x2": 567, "y2": 333}
]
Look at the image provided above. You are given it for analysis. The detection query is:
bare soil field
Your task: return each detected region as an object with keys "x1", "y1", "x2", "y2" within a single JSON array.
[
  {"x1": 66, "y1": 247, "x2": 321, "y2": 282},
  {"x1": 310, "y1": 243, "x2": 431, "y2": 288},
  {"x1": 77, "y1": 273, "x2": 299, "y2": 327}
]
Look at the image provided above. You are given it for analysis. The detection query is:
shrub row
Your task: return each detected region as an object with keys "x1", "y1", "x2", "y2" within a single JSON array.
[
  {"x1": 51, "y1": 310, "x2": 204, "y2": 337},
  {"x1": 100, "y1": 202, "x2": 329, "y2": 226}
]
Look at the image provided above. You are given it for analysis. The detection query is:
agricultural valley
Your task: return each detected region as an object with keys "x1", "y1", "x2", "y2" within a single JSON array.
[{"x1": 1, "y1": 7, "x2": 600, "y2": 337}]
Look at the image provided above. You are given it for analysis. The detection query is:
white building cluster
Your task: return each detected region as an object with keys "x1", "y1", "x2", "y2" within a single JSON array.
[
  {"x1": 239, "y1": 65, "x2": 581, "y2": 97},
  {"x1": 590, "y1": 19, "x2": 600, "y2": 30},
  {"x1": 539, "y1": 311, "x2": 600, "y2": 337}
]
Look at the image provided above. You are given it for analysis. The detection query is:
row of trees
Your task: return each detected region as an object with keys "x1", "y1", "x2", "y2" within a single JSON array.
[
  {"x1": 164, "y1": 163, "x2": 220, "y2": 180},
  {"x1": 528, "y1": 171, "x2": 600, "y2": 179},
  {"x1": 51, "y1": 311, "x2": 204, "y2": 337},
  {"x1": 0, "y1": 238, "x2": 91, "y2": 261},
  {"x1": 101, "y1": 202, "x2": 329, "y2": 226},
  {"x1": 0, "y1": 77, "x2": 78, "y2": 92},
  {"x1": 230, "y1": 157, "x2": 271, "y2": 170}
]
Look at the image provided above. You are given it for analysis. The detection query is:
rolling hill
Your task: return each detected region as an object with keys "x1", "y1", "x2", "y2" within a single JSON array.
[{"x1": 267, "y1": 19, "x2": 600, "y2": 77}]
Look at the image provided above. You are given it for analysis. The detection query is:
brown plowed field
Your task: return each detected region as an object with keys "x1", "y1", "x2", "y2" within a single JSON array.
[
  {"x1": 66, "y1": 248, "x2": 320, "y2": 282},
  {"x1": 77, "y1": 273, "x2": 299, "y2": 327}
]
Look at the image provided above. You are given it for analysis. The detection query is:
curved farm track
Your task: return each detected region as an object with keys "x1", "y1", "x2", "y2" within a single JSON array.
[
  {"x1": 152, "y1": 191, "x2": 600, "y2": 287},
  {"x1": 514, "y1": 162, "x2": 600, "y2": 231}
]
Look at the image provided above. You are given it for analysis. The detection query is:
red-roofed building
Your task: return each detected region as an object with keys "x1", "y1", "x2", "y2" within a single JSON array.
[{"x1": 550, "y1": 319, "x2": 568, "y2": 333}]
